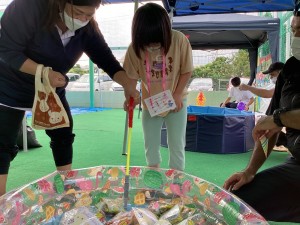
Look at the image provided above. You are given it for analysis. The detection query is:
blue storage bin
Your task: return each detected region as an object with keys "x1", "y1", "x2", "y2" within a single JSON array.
[{"x1": 161, "y1": 106, "x2": 255, "y2": 154}]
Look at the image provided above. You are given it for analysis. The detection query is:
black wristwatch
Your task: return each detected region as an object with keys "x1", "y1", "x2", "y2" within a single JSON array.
[{"x1": 273, "y1": 108, "x2": 289, "y2": 127}]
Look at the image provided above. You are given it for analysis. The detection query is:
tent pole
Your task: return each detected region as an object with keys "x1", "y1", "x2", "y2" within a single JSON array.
[
  {"x1": 169, "y1": 6, "x2": 174, "y2": 25},
  {"x1": 89, "y1": 60, "x2": 95, "y2": 108},
  {"x1": 134, "y1": 0, "x2": 138, "y2": 11},
  {"x1": 22, "y1": 115, "x2": 28, "y2": 152},
  {"x1": 295, "y1": 0, "x2": 299, "y2": 12}
]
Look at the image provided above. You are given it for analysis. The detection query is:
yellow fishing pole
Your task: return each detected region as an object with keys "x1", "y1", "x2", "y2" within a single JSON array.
[{"x1": 124, "y1": 96, "x2": 134, "y2": 210}]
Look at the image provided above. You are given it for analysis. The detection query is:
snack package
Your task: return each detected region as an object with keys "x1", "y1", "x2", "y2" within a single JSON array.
[
  {"x1": 99, "y1": 198, "x2": 124, "y2": 215},
  {"x1": 148, "y1": 199, "x2": 176, "y2": 216},
  {"x1": 132, "y1": 207, "x2": 158, "y2": 224},
  {"x1": 59, "y1": 206, "x2": 105, "y2": 225},
  {"x1": 154, "y1": 219, "x2": 172, "y2": 225},
  {"x1": 180, "y1": 205, "x2": 197, "y2": 220},
  {"x1": 159, "y1": 204, "x2": 183, "y2": 224},
  {"x1": 106, "y1": 211, "x2": 133, "y2": 225},
  {"x1": 176, "y1": 213, "x2": 206, "y2": 225}
]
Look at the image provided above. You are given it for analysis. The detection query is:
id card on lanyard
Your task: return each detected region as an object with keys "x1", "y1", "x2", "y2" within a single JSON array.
[
  {"x1": 144, "y1": 89, "x2": 176, "y2": 117},
  {"x1": 143, "y1": 50, "x2": 176, "y2": 117}
]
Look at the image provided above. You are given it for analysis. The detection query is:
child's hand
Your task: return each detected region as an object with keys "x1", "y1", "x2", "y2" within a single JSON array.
[{"x1": 172, "y1": 93, "x2": 183, "y2": 112}]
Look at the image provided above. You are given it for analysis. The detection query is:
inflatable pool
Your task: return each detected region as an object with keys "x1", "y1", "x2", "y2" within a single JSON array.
[{"x1": 0, "y1": 166, "x2": 268, "y2": 224}]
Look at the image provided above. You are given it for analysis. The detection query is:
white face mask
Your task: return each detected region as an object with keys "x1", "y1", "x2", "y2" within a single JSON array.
[
  {"x1": 291, "y1": 36, "x2": 300, "y2": 60},
  {"x1": 61, "y1": 11, "x2": 89, "y2": 31},
  {"x1": 270, "y1": 77, "x2": 277, "y2": 84},
  {"x1": 146, "y1": 44, "x2": 161, "y2": 53}
]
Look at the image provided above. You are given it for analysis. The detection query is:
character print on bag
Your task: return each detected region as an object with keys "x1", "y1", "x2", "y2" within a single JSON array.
[
  {"x1": 37, "y1": 91, "x2": 49, "y2": 112},
  {"x1": 34, "y1": 91, "x2": 66, "y2": 126},
  {"x1": 32, "y1": 65, "x2": 69, "y2": 129}
]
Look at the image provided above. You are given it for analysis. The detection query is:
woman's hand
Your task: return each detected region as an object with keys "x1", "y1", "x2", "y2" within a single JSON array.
[
  {"x1": 123, "y1": 96, "x2": 140, "y2": 112},
  {"x1": 123, "y1": 81, "x2": 140, "y2": 104},
  {"x1": 123, "y1": 79, "x2": 140, "y2": 112},
  {"x1": 19, "y1": 59, "x2": 66, "y2": 88},
  {"x1": 113, "y1": 71, "x2": 140, "y2": 107},
  {"x1": 48, "y1": 70, "x2": 67, "y2": 88}
]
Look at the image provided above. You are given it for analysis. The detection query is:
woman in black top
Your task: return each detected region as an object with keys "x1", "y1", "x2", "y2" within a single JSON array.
[{"x1": 0, "y1": 0, "x2": 138, "y2": 196}]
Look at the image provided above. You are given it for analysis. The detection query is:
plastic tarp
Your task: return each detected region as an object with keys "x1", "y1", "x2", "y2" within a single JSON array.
[{"x1": 172, "y1": 13, "x2": 280, "y2": 83}]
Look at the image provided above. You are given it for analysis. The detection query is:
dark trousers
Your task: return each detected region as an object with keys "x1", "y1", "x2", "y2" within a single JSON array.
[
  {"x1": 0, "y1": 96, "x2": 75, "y2": 174},
  {"x1": 220, "y1": 102, "x2": 238, "y2": 109},
  {"x1": 0, "y1": 106, "x2": 24, "y2": 174},
  {"x1": 232, "y1": 157, "x2": 300, "y2": 222},
  {"x1": 276, "y1": 131, "x2": 287, "y2": 147},
  {"x1": 225, "y1": 102, "x2": 238, "y2": 108}
]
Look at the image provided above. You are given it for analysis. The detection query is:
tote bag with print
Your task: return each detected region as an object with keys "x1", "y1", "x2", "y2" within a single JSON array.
[{"x1": 32, "y1": 65, "x2": 70, "y2": 130}]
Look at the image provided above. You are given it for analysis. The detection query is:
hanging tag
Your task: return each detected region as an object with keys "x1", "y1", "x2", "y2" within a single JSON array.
[
  {"x1": 144, "y1": 90, "x2": 176, "y2": 117},
  {"x1": 260, "y1": 136, "x2": 268, "y2": 158}
]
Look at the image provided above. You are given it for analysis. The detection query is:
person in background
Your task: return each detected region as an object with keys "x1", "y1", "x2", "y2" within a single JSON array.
[
  {"x1": 0, "y1": 0, "x2": 138, "y2": 196},
  {"x1": 223, "y1": 13, "x2": 300, "y2": 222},
  {"x1": 123, "y1": 3, "x2": 193, "y2": 171},
  {"x1": 221, "y1": 76, "x2": 254, "y2": 111},
  {"x1": 240, "y1": 62, "x2": 284, "y2": 98},
  {"x1": 240, "y1": 62, "x2": 287, "y2": 150}
]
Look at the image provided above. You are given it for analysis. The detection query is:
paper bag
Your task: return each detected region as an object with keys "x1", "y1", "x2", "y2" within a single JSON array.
[{"x1": 32, "y1": 65, "x2": 70, "y2": 130}]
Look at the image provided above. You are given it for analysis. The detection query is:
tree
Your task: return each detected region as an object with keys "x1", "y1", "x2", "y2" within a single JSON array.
[
  {"x1": 68, "y1": 64, "x2": 88, "y2": 75},
  {"x1": 191, "y1": 50, "x2": 251, "y2": 90},
  {"x1": 193, "y1": 56, "x2": 233, "y2": 81},
  {"x1": 193, "y1": 50, "x2": 250, "y2": 78},
  {"x1": 231, "y1": 50, "x2": 250, "y2": 77}
]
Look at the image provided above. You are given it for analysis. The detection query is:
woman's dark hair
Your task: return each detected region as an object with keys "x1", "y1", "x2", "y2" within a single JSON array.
[
  {"x1": 43, "y1": 0, "x2": 101, "y2": 33},
  {"x1": 131, "y1": 3, "x2": 171, "y2": 59},
  {"x1": 231, "y1": 77, "x2": 241, "y2": 87}
]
